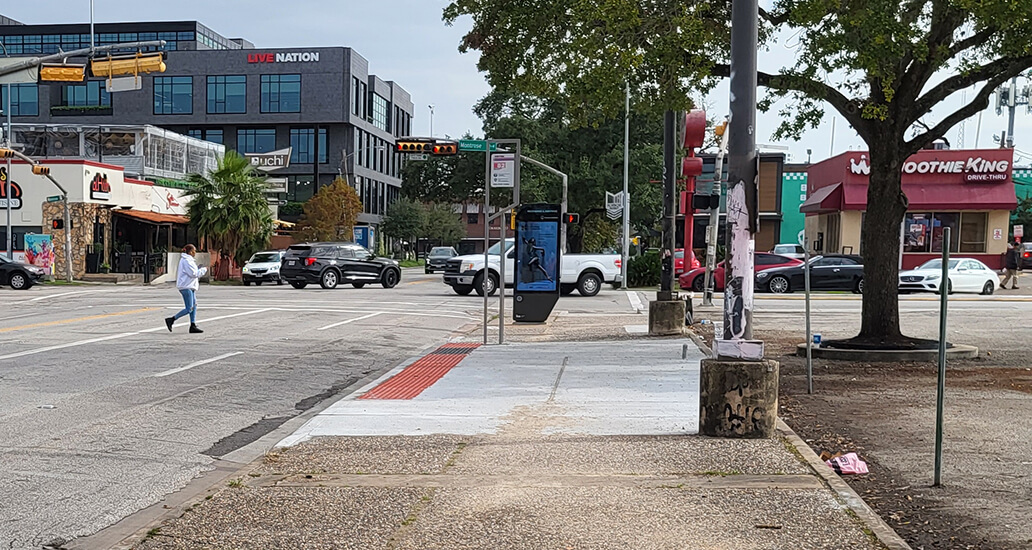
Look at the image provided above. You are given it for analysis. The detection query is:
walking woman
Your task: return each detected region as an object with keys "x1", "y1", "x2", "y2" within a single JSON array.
[{"x1": 166, "y1": 244, "x2": 208, "y2": 333}]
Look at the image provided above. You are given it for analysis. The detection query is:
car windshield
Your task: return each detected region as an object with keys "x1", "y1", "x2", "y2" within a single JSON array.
[
  {"x1": 486, "y1": 240, "x2": 515, "y2": 255},
  {"x1": 774, "y1": 245, "x2": 796, "y2": 253},
  {"x1": 674, "y1": 251, "x2": 684, "y2": 259},
  {"x1": 250, "y1": 253, "x2": 280, "y2": 263},
  {"x1": 918, "y1": 259, "x2": 961, "y2": 270},
  {"x1": 429, "y1": 248, "x2": 454, "y2": 257}
]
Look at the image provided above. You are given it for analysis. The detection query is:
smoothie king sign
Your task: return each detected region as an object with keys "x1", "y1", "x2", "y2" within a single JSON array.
[
  {"x1": 902, "y1": 155, "x2": 1011, "y2": 183},
  {"x1": 0, "y1": 167, "x2": 22, "y2": 209}
]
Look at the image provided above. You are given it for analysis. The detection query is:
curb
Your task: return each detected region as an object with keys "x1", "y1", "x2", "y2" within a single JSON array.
[{"x1": 777, "y1": 419, "x2": 912, "y2": 550}]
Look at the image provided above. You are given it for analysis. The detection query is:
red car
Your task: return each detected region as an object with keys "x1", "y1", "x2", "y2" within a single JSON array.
[
  {"x1": 674, "y1": 249, "x2": 700, "y2": 276},
  {"x1": 678, "y1": 252, "x2": 803, "y2": 291}
]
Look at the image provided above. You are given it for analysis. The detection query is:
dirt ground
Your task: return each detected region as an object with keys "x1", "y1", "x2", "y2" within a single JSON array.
[{"x1": 753, "y1": 330, "x2": 1032, "y2": 550}]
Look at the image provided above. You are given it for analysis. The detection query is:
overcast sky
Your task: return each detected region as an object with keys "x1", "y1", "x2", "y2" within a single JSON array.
[{"x1": 4, "y1": 1, "x2": 1030, "y2": 165}]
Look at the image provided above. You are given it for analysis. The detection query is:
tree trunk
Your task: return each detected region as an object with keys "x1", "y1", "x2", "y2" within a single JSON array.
[{"x1": 855, "y1": 142, "x2": 909, "y2": 345}]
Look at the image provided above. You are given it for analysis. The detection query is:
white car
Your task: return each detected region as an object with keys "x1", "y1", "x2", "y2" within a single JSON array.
[
  {"x1": 242, "y1": 250, "x2": 286, "y2": 286},
  {"x1": 772, "y1": 243, "x2": 806, "y2": 260},
  {"x1": 898, "y1": 258, "x2": 999, "y2": 295}
]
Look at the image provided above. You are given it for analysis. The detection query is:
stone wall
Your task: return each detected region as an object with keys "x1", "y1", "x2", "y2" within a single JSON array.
[{"x1": 42, "y1": 202, "x2": 112, "y2": 279}]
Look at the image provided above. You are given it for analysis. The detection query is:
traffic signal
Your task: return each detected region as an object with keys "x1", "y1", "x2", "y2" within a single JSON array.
[
  {"x1": 90, "y1": 52, "x2": 166, "y2": 78},
  {"x1": 396, "y1": 139, "x2": 434, "y2": 153},
  {"x1": 39, "y1": 63, "x2": 86, "y2": 82},
  {"x1": 563, "y1": 213, "x2": 579, "y2": 224},
  {"x1": 682, "y1": 156, "x2": 703, "y2": 178},
  {"x1": 52, "y1": 219, "x2": 64, "y2": 230},
  {"x1": 714, "y1": 119, "x2": 728, "y2": 137},
  {"x1": 432, "y1": 143, "x2": 458, "y2": 156},
  {"x1": 0, "y1": 149, "x2": 15, "y2": 158},
  {"x1": 32, "y1": 165, "x2": 51, "y2": 176},
  {"x1": 681, "y1": 109, "x2": 707, "y2": 149}
]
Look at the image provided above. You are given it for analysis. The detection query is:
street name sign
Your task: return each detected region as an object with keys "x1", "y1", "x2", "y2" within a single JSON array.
[
  {"x1": 458, "y1": 139, "x2": 499, "y2": 152},
  {"x1": 46, "y1": 195, "x2": 62, "y2": 203}
]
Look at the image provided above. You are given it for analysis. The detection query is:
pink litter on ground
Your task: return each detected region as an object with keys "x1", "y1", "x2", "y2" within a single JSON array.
[{"x1": 826, "y1": 452, "x2": 869, "y2": 475}]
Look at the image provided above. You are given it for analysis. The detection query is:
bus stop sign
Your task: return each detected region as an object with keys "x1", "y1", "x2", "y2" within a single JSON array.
[{"x1": 513, "y1": 203, "x2": 562, "y2": 323}]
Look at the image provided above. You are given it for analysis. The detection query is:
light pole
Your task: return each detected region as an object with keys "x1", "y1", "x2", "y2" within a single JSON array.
[
  {"x1": 1, "y1": 38, "x2": 11, "y2": 260},
  {"x1": 428, "y1": 104, "x2": 435, "y2": 138},
  {"x1": 621, "y1": 81, "x2": 630, "y2": 288}
]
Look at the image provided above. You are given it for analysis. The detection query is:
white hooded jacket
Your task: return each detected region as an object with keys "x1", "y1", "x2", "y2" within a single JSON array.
[{"x1": 176, "y1": 253, "x2": 208, "y2": 290}]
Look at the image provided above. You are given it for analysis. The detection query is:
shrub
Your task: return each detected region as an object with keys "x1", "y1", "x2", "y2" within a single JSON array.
[{"x1": 628, "y1": 251, "x2": 661, "y2": 288}]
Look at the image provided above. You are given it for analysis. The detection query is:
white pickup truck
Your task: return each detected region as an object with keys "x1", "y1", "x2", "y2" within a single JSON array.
[{"x1": 442, "y1": 239, "x2": 622, "y2": 297}]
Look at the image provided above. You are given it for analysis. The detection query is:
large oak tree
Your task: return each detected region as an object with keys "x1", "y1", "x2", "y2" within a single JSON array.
[{"x1": 445, "y1": 0, "x2": 1032, "y2": 346}]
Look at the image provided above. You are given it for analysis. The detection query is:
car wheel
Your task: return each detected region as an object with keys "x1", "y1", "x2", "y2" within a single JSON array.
[
  {"x1": 320, "y1": 270, "x2": 339, "y2": 289},
  {"x1": 425, "y1": 268, "x2": 431, "y2": 274},
  {"x1": 981, "y1": 280, "x2": 995, "y2": 295},
  {"x1": 560, "y1": 284, "x2": 576, "y2": 296},
  {"x1": 243, "y1": 280, "x2": 251, "y2": 286},
  {"x1": 353, "y1": 282, "x2": 366, "y2": 288},
  {"x1": 255, "y1": 281, "x2": 263, "y2": 286},
  {"x1": 474, "y1": 272, "x2": 498, "y2": 296},
  {"x1": 381, "y1": 268, "x2": 400, "y2": 288},
  {"x1": 767, "y1": 275, "x2": 790, "y2": 294},
  {"x1": 691, "y1": 276, "x2": 705, "y2": 292},
  {"x1": 290, "y1": 281, "x2": 308, "y2": 289},
  {"x1": 855, "y1": 278, "x2": 864, "y2": 294},
  {"x1": 577, "y1": 272, "x2": 602, "y2": 297},
  {"x1": 9, "y1": 272, "x2": 29, "y2": 290},
  {"x1": 939, "y1": 280, "x2": 953, "y2": 295},
  {"x1": 277, "y1": 278, "x2": 285, "y2": 285},
  {"x1": 453, "y1": 284, "x2": 474, "y2": 296}
]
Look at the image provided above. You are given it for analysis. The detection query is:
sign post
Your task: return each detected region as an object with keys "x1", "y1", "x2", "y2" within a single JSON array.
[
  {"x1": 482, "y1": 139, "x2": 522, "y2": 345},
  {"x1": 934, "y1": 227, "x2": 951, "y2": 487}
]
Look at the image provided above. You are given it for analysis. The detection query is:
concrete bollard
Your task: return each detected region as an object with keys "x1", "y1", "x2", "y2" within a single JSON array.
[
  {"x1": 648, "y1": 300, "x2": 685, "y2": 336},
  {"x1": 699, "y1": 358, "x2": 779, "y2": 438}
]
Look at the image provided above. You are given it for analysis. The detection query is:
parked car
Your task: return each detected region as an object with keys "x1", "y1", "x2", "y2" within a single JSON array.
[
  {"x1": 674, "y1": 249, "x2": 700, "y2": 276},
  {"x1": 1021, "y1": 242, "x2": 1032, "y2": 270},
  {"x1": 0, "y1": 256, "x2": 46, "y2": 290},
  {"x1": 678, "y1": 253, "x2": 802, "y2": 292},
  {"x1": 756, "y1": 254, "x2": 865, "y2": 294},
  {"x1": 280, "y1": 242, "x2": 401, "y2": 290},
  {"x1": 242, "y1": 250, "x2": 285, "y2": 286},
  {"x1": 425, "y1": 246, "x2": 458, "y2": 274},
  {"x1": 771, "y1": 243, "x2": 806, "y2": 260},
  {"x1": 899, "y1": 258, "x2": 999, "y2": 295},
  {"x1": 443, "y1": 239, "x2": 622, "y2": 297}
]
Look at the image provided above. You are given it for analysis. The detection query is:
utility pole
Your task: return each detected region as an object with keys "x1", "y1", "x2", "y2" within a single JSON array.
[
  {"x1": 996, "y1": 76, "x2": 1029, "y2": 149},
  {"x1": 428, "y1": 105, "x2": 435, "y2": 138},
  {"x1": 2, "y1": 39, "x2": 11, "y2": 260},
  {"x1": 660, "y1": 109, "x2": 676, "y2": 299},
  {"x1": 621, "y1": 81, "x2": 630, "y2": 288}
]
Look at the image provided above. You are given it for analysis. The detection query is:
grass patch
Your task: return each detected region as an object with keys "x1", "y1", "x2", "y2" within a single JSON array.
[
  {"x1": 227, "y1": 478, "x2": 245, "y2": 488},
  {"x1": 399, "y1": 260, "x2": 423, "y2": 268},
  {"x1": 46, "y1": 280, "x2": 88, "y2": 286},
  {"x1": 144, "y1": 527, "x2": 161, "y2": 540}
]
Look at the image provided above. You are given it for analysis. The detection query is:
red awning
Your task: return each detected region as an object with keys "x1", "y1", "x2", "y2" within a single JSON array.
[
  {"x1": 903, "y1": 183, "x2": 1017, "y2": 211},
  {"x1": 800, "y1": 183, "x2": 842, "y2": 214},
  {"x1": 116, "y1": 210, "x2": 189, "y2": 225}
]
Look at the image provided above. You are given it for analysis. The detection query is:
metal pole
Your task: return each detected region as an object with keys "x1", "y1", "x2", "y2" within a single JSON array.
[
  {"x1": 5, "y1": 83, "x2": 11, "y2": 260},
  {"x1": 483, "y1": 145, "x2": 491, "y2": 345},
  {"x1": 933, "y1": 227, "x2": 950, "y2": 487},
  {"x1": 90, "y1": 0, "x2": 95, "y2": 54},
  {"x1": 560, "y1": 173, "x2": 568, "y2": 253},
  {"x1": 722, "y1": 0, "x2": 759, "y2": 342},
  {"x1": 660, "y1": 110, "x2": 676, "y2": 299},
  {"x1": 499, "y1": 208, "x2": 505, "y2": 344},
  {"x1": 1007, "y1": 77, "x2": 1018, "y2": 148},
  {"x1": 622, "y1": 81, "x2": 630, "y2": 288},
  {"x1": 804, "y1": 234, "x2": 812, "y2": 394},
  {"x1": 703, "y1": 123, "x2": 729, "y2": 306}
]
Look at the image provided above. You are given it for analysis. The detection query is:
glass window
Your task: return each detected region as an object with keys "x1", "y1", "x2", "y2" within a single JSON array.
[
  {"x1": 290, "y1": 128, "x2": 315, "y2": 164},
  {"x1": 204, "y1": 129, "x2": 223, "y2": 145},
  {"x1": 371, "y1": 94, "x2": 389, "y2": 131},
  {"x1": 177, "y1": 31, "x2": 195, "y2": 41},
  {"x1": 61, "y1": 81, "x2": 110, "y2": 106},
  {"x1": 187, "y1": 129, "x2": 202, "y2": 139},
  {"x1": 352, "y1": 77, "x2": 361, "y2": 115},
  {"x1": 236, "y1": 128, "x2": 276, "y2": 154},
  {"x1": 287, "y1": 175, "x2": 315, "y2": 202},
  {"x1": 930, "y1": 213, "x2": 960, "y2": 253},
  {"x1": 319, "y1": 128, "x2": 328, "y2": 164},
  {"x1": 260, "y1": 74, "x2": 301, "y2": 113},
  {"x1": 206, "y1": 75, "x2": 246, "y2": 114},
  {"x1": 960, "y1": 212, "x2": 988, "y2": 253},
  {"x1": 904, "y1": 213, "x2": 932, "y2": 253},
  {"x1": 336, "y1": 247, "x2": 354, "y2": 259},
  {"x1": 153, "y1": 76, "x2": 193, "y2": 114},
  {"x1": 0, "y1": 84, "x2": 39, "y2": 116}
]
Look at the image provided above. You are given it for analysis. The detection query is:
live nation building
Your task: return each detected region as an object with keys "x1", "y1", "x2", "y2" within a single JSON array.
[{"x1": 0, "y1": 15, "x2": 414, "y2": 237}]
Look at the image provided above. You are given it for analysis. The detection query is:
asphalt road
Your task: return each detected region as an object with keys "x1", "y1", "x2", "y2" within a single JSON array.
[{"x1": 0, "y1": 269, "x2": 637, "y2": 549}]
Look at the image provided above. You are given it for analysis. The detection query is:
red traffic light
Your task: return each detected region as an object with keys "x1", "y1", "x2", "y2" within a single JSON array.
[
  {"x1": 52, "y1": 219, "x2": 64, "y2": 230},
  {"x1": 432, "y1": 143, "x2": 457, "y2": 155},
  {"x1": 563, "y1": 213, "x2": 579, "y2": 224},
  {"x1": 681, "y1": 109, "x2": 707, "y2": 149}
]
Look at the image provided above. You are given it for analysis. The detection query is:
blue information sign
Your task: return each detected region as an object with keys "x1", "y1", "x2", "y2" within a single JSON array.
[{"x1": 516, "y1": 221, "x2": 559, "y2": 292}]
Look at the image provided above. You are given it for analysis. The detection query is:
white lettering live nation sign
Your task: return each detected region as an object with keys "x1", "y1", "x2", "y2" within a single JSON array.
[
  {"x1": 902, "y1": 156, "x2": 1011, "y2": 182},
  {"x1": 247, "y1": 52, "x2": 320, "y2": 63}
]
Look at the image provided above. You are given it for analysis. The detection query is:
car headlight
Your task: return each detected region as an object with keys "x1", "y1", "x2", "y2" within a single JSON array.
[
  {"x1": 462, "y1": 262, "x2": 476, "y2": 272},
  {"x1": 269, "y1": 264, "x2": 279, "y2": 272},
  {"x1": 757, "y1": 272, "x2": 770, "y2": 279},
  {"x1": 925, "y1": 275, "x2": 939, "y2": 281},
  {"x1": 242, "y1": 266, "x2": 250, "y2": 273}
]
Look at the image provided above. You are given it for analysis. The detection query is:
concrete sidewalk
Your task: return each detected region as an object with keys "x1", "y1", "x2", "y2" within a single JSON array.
[{"x1": 133, "y1": 339, "x2": 898, "y2": 550}]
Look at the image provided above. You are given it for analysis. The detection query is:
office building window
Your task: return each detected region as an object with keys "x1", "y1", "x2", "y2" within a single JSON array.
[
  {"x1": 319, "y1": 128, "x2": 328, "y2": 164},
  {"x1": 290, "y1": 128, "x2": 315, "y2": 164},
  {"x1": 207, "y1": 75, "x2": 246, "y2": 114},
  {"x1": 188, "y1": 128, "x2": 223, "y2": 144},
  {"x1": 153, "y1": 76, "x2": 193, "y2": 114},
  {"x1": 0, "y1": 84, "x2": 39, "y2": 116},
  {"x1": 61, "y1": 81, "x2": 110, "y2": 106},
  {"x1": 287, "y1": 175, "x2": 316, "y2": 203},
  {"x1": 236, "y1": 128, "x2": 276, "y2": 154},
  {"x1": 260, "y1": 74, "x2": 301, "y2": 113},
  {"x1": 188, "y1": 129, "x2": 202, "y2": 139},
  {"x1": 352, "y1": 77, "x2": 362, "y2": 116},
  {"x1": 372, "y1": 94, "x2": 389, "y2": 131}
]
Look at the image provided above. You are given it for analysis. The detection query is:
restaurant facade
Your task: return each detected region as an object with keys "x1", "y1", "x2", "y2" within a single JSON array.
[{"x1": 802, "y1": 148, "x2": 1017, "y2": 269}]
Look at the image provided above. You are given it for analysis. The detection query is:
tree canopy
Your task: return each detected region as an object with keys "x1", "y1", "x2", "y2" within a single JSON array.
[
  {"x1": 295, "y1": 177, "x2": 363, "y2": 242},
  {"x1": 444, "y1": 0, "x2": 1032, "y2": 345}
]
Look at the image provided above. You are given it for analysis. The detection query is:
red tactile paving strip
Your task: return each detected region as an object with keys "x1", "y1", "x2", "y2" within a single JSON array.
[{"x1": 359, "y1": 343, "x2": 481, "y2": 400}]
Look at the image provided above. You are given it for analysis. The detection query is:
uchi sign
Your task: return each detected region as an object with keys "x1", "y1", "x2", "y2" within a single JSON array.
[
  {"x1": 247, "y1": 52, "x2": 320, "y2": 63},
  {"x1": 902, "y1": 156, "x2": 1011, "y2": 182}
]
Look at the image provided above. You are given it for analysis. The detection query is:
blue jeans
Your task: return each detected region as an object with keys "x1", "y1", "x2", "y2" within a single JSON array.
[{"x1": 174, "y1": 288, "x2": 197, "y2": 324}]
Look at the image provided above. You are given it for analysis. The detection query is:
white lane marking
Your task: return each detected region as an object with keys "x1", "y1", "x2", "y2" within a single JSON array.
[
  {"x1": 627, "y1": 291, "x2": 645, "y2": 313},
  {"x1": 26, "y1": 290, "x2": 110, "y2": 302},
  {"x1": 157, "y1": 306, "x2": 473, "y2": 320},
  {"x1": 154, "y1": 308, "x2": 274, "y2": 332},
  {"x1": 317, "y1": 312, "x2": 382, "y2": 331},
  {"x1": 0, "y1": 308, "x2": 271, "y2": 361},
  {"x1": 154, "y1": 351, "x2": 244, "y2": 378}
]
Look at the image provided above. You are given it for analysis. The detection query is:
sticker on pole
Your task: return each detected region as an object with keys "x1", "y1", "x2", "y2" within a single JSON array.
[{"x1": 491, "y1": 153, "x2": 515, "y2": 188}]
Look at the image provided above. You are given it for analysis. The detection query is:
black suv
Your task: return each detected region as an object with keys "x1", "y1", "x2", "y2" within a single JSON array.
[{"x1": 280, "y1": 242, "x2": 401, "y2": 290}]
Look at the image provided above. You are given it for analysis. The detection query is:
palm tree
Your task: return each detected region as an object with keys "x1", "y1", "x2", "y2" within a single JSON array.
[{"x1": 186, "y1": 151, "x2": 274, "y2": 274}]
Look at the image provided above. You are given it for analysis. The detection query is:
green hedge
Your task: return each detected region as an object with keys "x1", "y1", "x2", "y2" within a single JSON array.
[{"x1": 628, "y1": 251, "x2": 661, "y2": 287}]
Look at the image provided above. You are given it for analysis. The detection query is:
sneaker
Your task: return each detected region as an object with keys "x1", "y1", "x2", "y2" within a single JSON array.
[
  {"x1": 189, "y1": 324, "x2": 204, "y2": 334},
  {"x1": 165, "y1": 317, "x2": 175, "y2": 332},
  {"x1": 1013, "y1": 287, "x2": 1020, "y2": 290}
]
